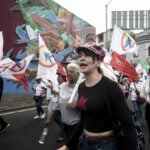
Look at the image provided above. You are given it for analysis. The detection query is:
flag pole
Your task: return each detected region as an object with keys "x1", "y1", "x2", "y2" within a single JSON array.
[{"x1": 68, "y1": 73, "x2": 84, "y2": 103}]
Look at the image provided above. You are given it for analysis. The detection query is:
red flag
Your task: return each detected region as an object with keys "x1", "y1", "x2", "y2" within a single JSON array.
[
  {"x1": 56, "y1": 62, "x2": 67, "y2": 77},
  {"x1": 110, "y1": 52, "x2": 138, "y2": 81},
  {"x1": 13, "y1": 74, "x2": 28, "y2": 91}
]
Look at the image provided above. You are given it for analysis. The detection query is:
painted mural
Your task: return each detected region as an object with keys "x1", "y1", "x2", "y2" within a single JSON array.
[{"x1": 0, "y1": 0, "x2": 96, "y2": 94}]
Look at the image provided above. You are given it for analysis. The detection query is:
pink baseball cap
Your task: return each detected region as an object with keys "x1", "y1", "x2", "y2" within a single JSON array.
[{"x1": 76, "y1": 42, "x2": 105, "y2": 61}]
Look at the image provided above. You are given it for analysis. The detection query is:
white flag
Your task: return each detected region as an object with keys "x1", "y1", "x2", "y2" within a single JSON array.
[
  {"x1": 100, "y1": 51, "x2": 118, "y2": 82},
  {"x1": 110, "y1": 25, "x2": 138, "y2": 55},
  {"x1": 37, "y1": 35, "x2": 58, "y2": 83},
  {"x1": 1, "y1": 53, "x2": 35, "y2": 79},
  {"x1": 1, "y1": 53, "x2": 35, "y2": 78},
  {"x1": 1, "y1": 53, "x2": 35, "y2": 91},
  {"x1": 135, "y1": 63, "x2": 143, "y2": 74},
  {"x1": 101, "y1": 62, "x2": 118, "y2": 82},
  {"x1": 136, "y1": 63, "x2": 148, "y2": 81},
  {"x1": 0, "y1": 31, "x2": 4, "y2": 61},
  {"x1": 0, "y1": 58, "x2": 15, "y2": 75}
]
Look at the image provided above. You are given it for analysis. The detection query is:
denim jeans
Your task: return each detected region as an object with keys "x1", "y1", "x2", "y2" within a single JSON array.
[
  {"x1": 34, "y1": 96, "x2": 44, "y2": 115},
  {"x1": 82, "y1": 135, "x2": 117, "y2": 150},
  {"x1": 132, "y1": 101, "x2": 143, "y2": 124}
]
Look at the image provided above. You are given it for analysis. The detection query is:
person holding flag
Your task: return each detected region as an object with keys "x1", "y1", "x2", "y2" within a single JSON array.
[
  {"x1": 45, "y1": 62, "x2": 81, "y2": 150},
  {"x1": 52, "y1": 63, "x2": 67, "y2": 142}
]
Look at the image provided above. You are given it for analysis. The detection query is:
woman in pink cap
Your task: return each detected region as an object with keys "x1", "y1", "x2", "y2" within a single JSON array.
[{"x1": 58, "y1": 42, "x2": 137, "y2": 150}]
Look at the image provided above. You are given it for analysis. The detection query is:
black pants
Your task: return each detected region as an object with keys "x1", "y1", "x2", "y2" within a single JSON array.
[
  {"x1": 63, "y1": 123, "x2": 79, "y2": 150},
  {"x1": 145, "y1": 103, "x2": 150, "y2": 135},
  {"x1": 0, "y1": 116, "x2": 7, "y2": 129},
  {"x1": 53, "y1": 111, "x2": 65, "y2": 138}
]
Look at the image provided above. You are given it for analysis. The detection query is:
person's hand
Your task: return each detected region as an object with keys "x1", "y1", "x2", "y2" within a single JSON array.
[
  {"x1": 66, "y1": 102, "x2": 76, "y2": 110},
  {"x1": 57, "y1": 145, "x2": 69, "y2": 150},
  {"x1": 48, "y1": 85, "x2": 52, "y2": 89},
  {"x1": 44, "y1": 119, "x2": 51, "y2": 126}
]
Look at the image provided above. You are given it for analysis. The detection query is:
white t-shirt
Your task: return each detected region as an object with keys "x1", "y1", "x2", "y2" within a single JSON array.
[
  {"x1": 53, "y1": 82, "x2": 81, "y2": 125},
  {"x1": 59, "y1": 82, "x2": 80, "y2": 125},
  {"x1": 140, "y1": 77, "x2": 150, "y2": 103},
  {"x1": 130, "y1": 81, "x2": 142, "y2": 101},
  {"x1": 52, "y1": 82, "x2": 65, "y2": 109},
  {"x1": 34, "y1": 81, "x2": 47, "y2": 97}
]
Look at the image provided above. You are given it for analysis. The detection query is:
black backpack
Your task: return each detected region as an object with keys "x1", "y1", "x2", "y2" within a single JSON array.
[{"x1": 108, "y1": 109, "x2": 145, "y2": 150}]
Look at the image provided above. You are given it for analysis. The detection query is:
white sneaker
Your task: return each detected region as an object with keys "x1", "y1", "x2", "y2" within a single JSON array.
[
  {"x1": 34, "y1": 115, "x2": 40, "y2": 119},
  {"x1": 40, "y1": 113, "x2": 45, "y2": 119},
  {"x1": 38, "y1": 140, "x2": 44, "y2": 144}
]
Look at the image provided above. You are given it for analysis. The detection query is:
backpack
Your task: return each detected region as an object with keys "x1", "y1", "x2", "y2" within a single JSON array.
[
  {"x1": 132, "y1": 111, "x2": 145, "y2": 150},
  {"x1": 105, "y1": 79, "x2": 145, "y2": 150},
  {"x1": 111, "y1": 110, "x2": 145, "y2": 150}
]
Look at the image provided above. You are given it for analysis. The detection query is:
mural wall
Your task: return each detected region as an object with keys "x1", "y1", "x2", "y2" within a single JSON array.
[{"x1": 0, "y1": 0, "x2": 96, "y2": 94}]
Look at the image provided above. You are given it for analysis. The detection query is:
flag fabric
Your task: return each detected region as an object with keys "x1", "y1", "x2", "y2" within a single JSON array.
[
  {"x1": 142, "y1": 69, "x2": 148, "y2": 81},
  {"x1": 101, "y1": 62, "x2": 118, "y2": 82},
  {"x1": 110, "y1": 25, "x2": 138, "y2": 55},
  {"x1": 100, "y1": 51, "x2": 118, "y2": 82},
  {"x1": 0, "y1": 58, "x2": 15, "y2": 75},
  {"x1": 110, "y1": 52, "x2": 138, "y2": 82},
  {"x1": 37, "y1": 35, "x2": 58, "y2": 84},
  {"x1": 135, "y1": 63, "x2": 148, "y2": 81},
  {"x1": 0, "y1": 31, "x2": 4, "y2": 61},
  {"x1": 56, "y1": 61, "x2": 67, "y2": 77},
  {"x1": 1, "y1": 53, "x2": 35, "y2": 91},
  {"x1": 135, "y1": 63, "x2": 143, "y2": 74},
  {"x1": 13, "y1": 74, "x2": 29, "y2": 91}
]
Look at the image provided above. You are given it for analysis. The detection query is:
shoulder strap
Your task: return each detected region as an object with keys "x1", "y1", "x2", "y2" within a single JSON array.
[
  {"x1": 133, "y1": 83, "x2": 137, "y2": 90},
  {"x1": 133, "y1": 83, "x2": 140, "y2": 96}
]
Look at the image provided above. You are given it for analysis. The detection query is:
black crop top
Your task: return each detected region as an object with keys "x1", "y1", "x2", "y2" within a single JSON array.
[{"x1": 66, "y1": 76, "x2": 137, "y2": 150}]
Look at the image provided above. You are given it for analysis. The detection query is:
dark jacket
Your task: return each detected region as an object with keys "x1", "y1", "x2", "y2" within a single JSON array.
[{"x1": 0, "y1": 77, "x2": 4, "y2": 102}]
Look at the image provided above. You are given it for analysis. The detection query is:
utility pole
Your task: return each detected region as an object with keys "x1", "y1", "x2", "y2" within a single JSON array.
[{"x1": 105, "y1": 0, "x2": 112, "y2": 51}]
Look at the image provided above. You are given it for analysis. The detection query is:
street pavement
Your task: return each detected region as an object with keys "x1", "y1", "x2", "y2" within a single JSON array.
[
  {"x1": 0, "y1": 108, "x2": 64, "y2": 150},
  {"x1": 0, "y1": 94, "x2": 39, "y2": 113}
]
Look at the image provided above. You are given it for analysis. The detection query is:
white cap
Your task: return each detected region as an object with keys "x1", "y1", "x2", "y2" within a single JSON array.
[{"x1": 36, "y1": 76, "x2": 42, "y2": 80}]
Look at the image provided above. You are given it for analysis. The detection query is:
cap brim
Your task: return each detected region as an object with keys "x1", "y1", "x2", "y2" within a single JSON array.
[
  {"x1": 76, "y1": 45, "x2": 99, "y2": 56},
  {"x1": 76, "y1": 46, "x2": 92, "y2": 53},
  {"x1": 36, "y1": 77, "x2": 42, "y2": 80}
]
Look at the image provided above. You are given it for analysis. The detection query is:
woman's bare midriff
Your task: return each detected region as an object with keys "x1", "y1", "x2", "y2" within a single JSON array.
[{"x1": 84, "y1": 129, "x2": 113, "y2": 137}]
